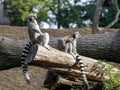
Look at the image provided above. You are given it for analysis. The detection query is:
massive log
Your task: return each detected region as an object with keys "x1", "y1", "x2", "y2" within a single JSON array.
[
  {"x1": 78, "y1": 31, "x2": 120, "y2": 63},
  {"x1": 0, "y1": 37, "x2": 119, "y2": 82},
  {"x1": 50, "y1": 31, "x2": 120, "y2": 63}
]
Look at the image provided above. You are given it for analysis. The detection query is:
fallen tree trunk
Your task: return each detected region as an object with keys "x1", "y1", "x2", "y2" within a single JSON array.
[
  {"x1": 0, "y1": 37, "x2": 119, "y2": 82},
  {"x1": 50, "y1": 31, "x2": 120, "y2": 63},
  {"x1": 78, "y1": 32, "x2": 120, "y2": 63}
]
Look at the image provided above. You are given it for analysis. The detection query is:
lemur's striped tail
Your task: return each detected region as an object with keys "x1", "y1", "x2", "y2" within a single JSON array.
[
  {"x1": 76, "y1": 55, "x2": 89, "y2": 90},
  {"x1": 21, "y1": 41, "x2": 32, "y2": 84}
]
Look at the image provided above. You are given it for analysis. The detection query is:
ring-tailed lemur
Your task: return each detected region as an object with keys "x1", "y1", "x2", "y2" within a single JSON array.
[
  {"x1": 57, "y1": 31, "x2": 80, "y2": 58},
  {"x1": 76, "y1": 55, "x2": 89, "y2": 90},
  {"x1": 57, "y1": 32, "x2": 89, "y2": 90},
  {"x1": 21, "y1": 40, "x2": 33, "y2": 84},
  {"x1": 27, "y1": 13, "x2": 51, "y2": 50},
  {"x1": 21, "y1": 13, "x2": 51, "y2": 84}
]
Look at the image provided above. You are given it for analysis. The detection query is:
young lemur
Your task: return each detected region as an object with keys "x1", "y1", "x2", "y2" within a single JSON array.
[
  {"x1": 57, "y1": 32, "x2": 89, "y2": 90},
  {"x1": 21, "y1": 13, "x2": 51, "y2": 84}
]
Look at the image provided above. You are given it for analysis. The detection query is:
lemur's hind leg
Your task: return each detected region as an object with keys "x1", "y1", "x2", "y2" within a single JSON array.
[
  {"x1": 43, "y1": 33, "x2": 51, "y2": 50},
  {"x1": 25, "y1": 44, "x2": 38, "y2": 64}
]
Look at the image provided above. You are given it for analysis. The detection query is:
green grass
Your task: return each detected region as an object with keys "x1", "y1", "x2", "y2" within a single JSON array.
[
  {"x1": 102, "y1": 73, "x2": 120, "y2": 90},
  {"x1": 96, "y1": 60, "x2": 120, "y2": 90}
]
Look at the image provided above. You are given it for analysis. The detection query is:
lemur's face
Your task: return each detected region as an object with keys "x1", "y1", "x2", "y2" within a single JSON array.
[
  {"x1": 29, "y1": 13, "x2": 37, "y2": 21},
  {"x1": 74, "y1": 31, "x2": 81, "y2": 39}
]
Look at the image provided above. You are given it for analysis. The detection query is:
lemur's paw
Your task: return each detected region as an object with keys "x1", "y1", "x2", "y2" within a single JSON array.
[{"x1": 44, "y1": 45, "x2": 51, "y2": 50}]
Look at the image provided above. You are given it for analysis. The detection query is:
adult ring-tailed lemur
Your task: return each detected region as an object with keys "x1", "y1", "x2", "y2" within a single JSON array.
[
  {"x1": 57, "y1": 31, "x2": 79, "y2": 58},
  {"x1": 21, "y1": 13, "x2": 51, "y2": 84},
  {"x1": 57, "y1": 32, "x2": 89, "y2": 90}
]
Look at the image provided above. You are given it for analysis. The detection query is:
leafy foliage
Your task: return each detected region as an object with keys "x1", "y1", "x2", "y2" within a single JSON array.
[
  {"x1": 97, "y1": 60, "x2": 115, "y2": 76},
  {"x1": 97, "y1": 60, "x2": 120, "y2": 90},
  {"x1": 102, "y1": 73, "x2": 120, "y2": 90},
  {"x1": 3, "y1": 0, "x2": 41, "y2": 26},
  {"x1": 2, "y1": 0, "x2": 83, "y2": 27},
  {"x1": 1, "y1": 0, "x2": 120, "y2": 28},
  {"x1": 100, "y1": 0, "x2": 120, "y2": 28},
  {"x1": 44, "y1": 0, "x2": 83, "y2": 28}
]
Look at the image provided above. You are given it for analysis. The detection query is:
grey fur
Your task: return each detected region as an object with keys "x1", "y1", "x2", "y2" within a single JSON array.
[
  {"x1": 57, "y1": 32, "x2": 89, "y2": 90},
  {"x1": 21, "y1": 13, "x2": 51, "y2": 84},
  {"x1": 57, "y1": 31, "x2": 81, "y2": 58}
]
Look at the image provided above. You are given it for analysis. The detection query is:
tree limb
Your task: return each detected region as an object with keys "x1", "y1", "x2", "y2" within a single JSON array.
[
  {"x1": 0, "y1": 37, "x2": 119, "y2": 82},
  {"x1": 92, "y1": 0, "x2": 105, "y2": 34},
  {"x1": 102, "y1": 0, "x2": 120, "y2": 33}
]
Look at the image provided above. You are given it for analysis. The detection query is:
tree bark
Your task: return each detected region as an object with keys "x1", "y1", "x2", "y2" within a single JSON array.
[
  {"x1": 92, "y1": 0, "x2": 105, "y2": 34},
  {"x1": 77, "y1": 31, "x2": 120, "y2": 63},
  {"x1": 0, "y1": 37, "x2": 119, "y2": 82}
]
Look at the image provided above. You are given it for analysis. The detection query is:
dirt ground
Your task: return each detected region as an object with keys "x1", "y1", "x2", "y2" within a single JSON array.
[
  {"x1": 0, "y1": 25, "x2": 119, "y2": 90},
  {"x1": 0, "y1": 66, "x2": 47, "y2": 90},
  {"x1": 0, "y1": 25, "x2": 119, "y2": 40}
]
